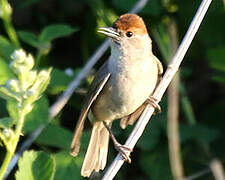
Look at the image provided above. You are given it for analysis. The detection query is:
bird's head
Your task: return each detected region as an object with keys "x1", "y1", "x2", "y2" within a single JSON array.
[{"x1": 98, "y1": 14, "x2": 152, "y2": 54}]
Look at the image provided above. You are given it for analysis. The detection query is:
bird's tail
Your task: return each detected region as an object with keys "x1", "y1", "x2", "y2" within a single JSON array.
[{"x1": 81, "y1": 121, "x2": 109, "y2": 177}]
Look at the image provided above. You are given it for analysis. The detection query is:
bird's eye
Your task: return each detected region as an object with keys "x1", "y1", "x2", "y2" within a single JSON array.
[{"x1": 126, "y1": 31, "x2": 133, "y2": 37}]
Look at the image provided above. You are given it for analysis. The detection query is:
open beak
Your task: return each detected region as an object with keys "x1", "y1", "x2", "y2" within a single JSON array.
[{"x1": 98, "y1": 27, "x2": 120, "y2": 40}]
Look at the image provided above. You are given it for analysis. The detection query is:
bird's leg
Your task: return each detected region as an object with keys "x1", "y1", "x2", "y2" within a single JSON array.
[
  {"x1": 103, "y1": 122, "x2": 132, "y2": 163},
  {"x1": 146, "y1": 96, "x2": 161, "y2": 112}
]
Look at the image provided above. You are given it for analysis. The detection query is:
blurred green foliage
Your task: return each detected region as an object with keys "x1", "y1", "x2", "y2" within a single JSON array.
[
  {"x1": 15, "y1": 151, "x2": 56, "y2": 180},
  {"x1": 0, "y1": 0, "x2": 224, "y2": 179}
]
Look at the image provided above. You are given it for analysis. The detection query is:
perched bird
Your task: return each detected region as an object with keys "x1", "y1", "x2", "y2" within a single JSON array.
[{"x1": 70, "y1": 13, "x2": 163, "y2": 177}]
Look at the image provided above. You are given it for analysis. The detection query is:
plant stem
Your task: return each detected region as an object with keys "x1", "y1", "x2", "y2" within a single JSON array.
[
  {"x1": 35, "y1": 50, "x2": 43, "y2": 68},
  {"x1": 0, "y1": 0, "x2": 20, "y2": 47},
  {"x1": 103, "y1": 0, "x2": 213, "y2": 178},
  {"x1": 167, "y1": 20, "x2": 184, "y2": 180},
  {"x1": 168, "y1": 74, "x2": 184, "y2": 180},
  {"x1": 0, "y1": 112, "x2": 25, "y2": 180}
]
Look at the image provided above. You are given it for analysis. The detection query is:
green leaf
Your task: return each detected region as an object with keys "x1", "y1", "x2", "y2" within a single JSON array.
[
  {"x1": 137, "y1": 116, "x2": 163, "y2": 151},
  {"x1": 15, "y1": 150, "x2": 56, "y2": 180},
  {"x1": 207, "y1": 47, "x2": 225, "y2": 84},
  {"x1": 39, "y1": 24, "x2": 78, "y2": 42},
  {"x1": 0, "y1": 35, "x2": 16, "y2": 62},
  {"x1": 18, "y1": 31, "x2": 39, "y2": 48},
  {"x1": 36, "y1": 124, "x2": 73, "y2": 150},
  {"x1": 136, "y1": 100, "x2": 167, "y2": 151},
  {"x1": 0, "y1": 117, "x2": 14, "y2": 128},
  {"x1": 0, "y1": 58, "x2": 14, "y2": 85},
  {"x1": 207, "y1": 47, "x2": 225, "y2": 72},
  {"x1": 23, "y1": 96, "x2": 49, "y2": 134},
  {"x1": 140, "y1": 148, "x2": 172, "y2": 180},
  {"x1": 212, "y1": 75, "x2": 225, "y2": 84},
  {"x1": 180, "y1": 123, "x2": 220, "y2": 144},
  {"x1": 7, "y1": 100, "x2": 19, "y2": 121},
  {"x1": 53, "y1": 151, "x2": 83, "y2": 180},
  {"x1": 16, "y1": 0, "x2": 39, "y2": 9},
  {"x1": 48, "y1": 68, "x2": 73, "y2": 95},
  {"x1": 0, "y1": 85, "x2": 21, "y2": 102}
]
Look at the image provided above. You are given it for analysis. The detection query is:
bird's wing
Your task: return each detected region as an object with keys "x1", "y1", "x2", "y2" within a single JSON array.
[
  {"x1": 154, "y1": 56, "x2": 163, "y2": 75},
  {"x1": 154, "y1": 56, "x2": 163, "y2": 87},
  {"x1": 70, "y1": 62, "x2": 111, "y2": 156},
  {"x1": 120, "y1": 103, "x2": 146, "y2": 129}
]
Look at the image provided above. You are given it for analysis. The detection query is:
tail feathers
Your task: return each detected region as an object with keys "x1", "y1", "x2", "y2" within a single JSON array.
[{"x1": 81, "y1": 122, "x2": 109, "y2": 177}]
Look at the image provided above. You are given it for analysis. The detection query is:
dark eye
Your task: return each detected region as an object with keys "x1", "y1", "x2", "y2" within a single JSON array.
[{"x1": 126, "y1": 31, "x2": 133, "y2": 37}]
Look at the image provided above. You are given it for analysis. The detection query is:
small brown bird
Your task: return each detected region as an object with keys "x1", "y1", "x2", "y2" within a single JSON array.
[{"x1": 70, "y1": 14, "x2": 163, "y2": 177}]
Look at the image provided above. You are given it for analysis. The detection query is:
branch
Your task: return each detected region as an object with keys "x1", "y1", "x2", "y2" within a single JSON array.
[
  {"x1": 184, "y1": 168, "x2": 211, "y2": 180},
  {"x1": 167, "y1": 20, "x2": 184, "y2": 180},
  {"x1": 4, "y1": 0, "x2": 149, "y2": 178},
  {"x1": 168, "y1": 74, "x2": 184, "y2": 180},
  {"x1": 184, "y1": 159, "x2": 225, "y2": 180},
  {"x1": 102, "y1": 0, "x2": 213, "y2": 179},
  {"x1": 210, "y1": 159, "x2": 225, "y2": 180}
]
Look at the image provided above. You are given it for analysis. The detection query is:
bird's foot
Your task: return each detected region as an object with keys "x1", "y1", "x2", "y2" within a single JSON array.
[
  {"x1": 114, "y1": 142, "x2": 132, "y2": 163},
  {"x1": 103, "y1": 121, "x2": 132, "y2": 163},
  {"x1": 146, "y1": 96, "x2": 161, "y2": 112}
]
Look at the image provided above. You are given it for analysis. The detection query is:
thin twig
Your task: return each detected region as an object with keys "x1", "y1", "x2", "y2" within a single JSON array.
[
  {"x1": 210, "y1": 159, "x2": 225, "y2": 180},
  {"x1": 168, "y1": 74, "x2": 184, "y2": 180},
  {"x1": 184, "y1": 168, "x2": 211, "y2": 180},
  {"x1": 4, "y1": 0, "x2": 149, "y2": 178},
  {"x1": 49, "y1": 40, "x2": 110, "y2": 118},
  {"x1": 102, "y1": 0, "x2": 213, "y2": 179},
  {"x1": 152, "y1": 26, "x2": 196, "y2": 125},
  {"x1": 167, "y1": 20, "x2": 184, "y2": 180},
  {"x1": 184, "y1": 159, "x2": 225, "y2": 180}
]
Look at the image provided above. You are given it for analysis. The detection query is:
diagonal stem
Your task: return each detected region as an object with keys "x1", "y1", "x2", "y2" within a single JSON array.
[
  {"x1": 102, "y1": 0, "x2": 213, "y2": 179},
  {"x1": 0, "y1": 112, "x2": 25, "y2": 180}
]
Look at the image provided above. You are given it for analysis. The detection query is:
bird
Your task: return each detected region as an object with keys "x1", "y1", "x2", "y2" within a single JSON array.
[{"x1": 70, "y1": 13, "x2": 163, "y2": 177}]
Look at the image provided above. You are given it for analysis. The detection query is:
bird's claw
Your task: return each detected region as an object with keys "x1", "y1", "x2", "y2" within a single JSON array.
[
  {"x1": 146, "y1": 96, "x2": 161, "y2": 112},
  {"x1": 115, "y1": 143, "x2": 132, "y2": 163}
]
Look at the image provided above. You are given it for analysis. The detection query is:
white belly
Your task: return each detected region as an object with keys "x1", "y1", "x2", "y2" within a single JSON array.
[{"x1": 91, "y1": 56, "x2": 158, "y2": 122}]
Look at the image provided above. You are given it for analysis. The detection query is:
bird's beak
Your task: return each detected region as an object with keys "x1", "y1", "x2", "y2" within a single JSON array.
[{"x1": 98, "y1": 27, "x2": 120, "y2": 40}]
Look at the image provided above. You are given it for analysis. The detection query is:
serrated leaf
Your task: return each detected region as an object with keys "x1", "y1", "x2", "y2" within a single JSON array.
[
  {"x1": 15, "y1": 150, "x2": 56, "y2": 180},
  {"x1": 48, "y1": 68, "x2": 73, "y2": 95},
  {"x1": 18, "y1": 31, "x2": 39, "y2": 48},
  {"x1": 39, "y1": 24, "x2": 78, "y2": 42},
  {"x1": 0, "y1": 58, "x2": 14, "y2": 85},
  {"x1": 53, "y1": 151, "x2": 83, "y2": 180},
  {"x1": 0, "y1": 35, "x2": 17, "y2": 62},
  {"x1": 23, "y1": 96, "x2": 49, "y2": 134},
  {"x1": 36, "y1": 124, "x2": 73, "y2": 149},
  {"x1": 0, "y1": 117, "x2": 14, "y2": 128}
]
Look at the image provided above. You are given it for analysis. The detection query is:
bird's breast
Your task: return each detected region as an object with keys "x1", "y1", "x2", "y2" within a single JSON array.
[{"x1": 91, "y1": 55, "x2": 158, "y2": 122}]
